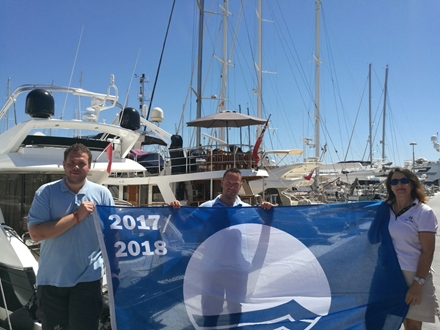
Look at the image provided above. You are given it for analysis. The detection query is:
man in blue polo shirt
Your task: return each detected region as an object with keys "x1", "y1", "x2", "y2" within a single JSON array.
[
  {"x1": 28, "y1": 143, "x2": 114, "y2": 330},
  {"x1": 169, "y1": 167, "x2": 273, "y2": 209},
  {"x1": 169, "y1": 168, "x2": 273, "y2": 327},
  {"x1": 169, "y1": 167, "x2": 273, "y2": 240}
]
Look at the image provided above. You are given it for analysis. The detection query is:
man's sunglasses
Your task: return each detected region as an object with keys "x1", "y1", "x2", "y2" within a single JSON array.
[{"x1": 390, "y1": 178, "x2": 410, "y2": 186}]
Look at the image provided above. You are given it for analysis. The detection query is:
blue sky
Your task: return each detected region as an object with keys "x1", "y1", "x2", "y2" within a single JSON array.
[{"x1": 1, "y1": 0, "x2": 439, "y2": 167}]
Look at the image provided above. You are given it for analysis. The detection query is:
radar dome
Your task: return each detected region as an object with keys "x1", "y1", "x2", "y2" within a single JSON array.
[
  {"x1": 151, "y1": 107, "x2": 164, "y2": 123},
  {"x1": 120, "y1": 107, "x2": 140, "y2": 131},
  {"x1": 25, "y1": 89, "x2": 55, "y2": 118}
]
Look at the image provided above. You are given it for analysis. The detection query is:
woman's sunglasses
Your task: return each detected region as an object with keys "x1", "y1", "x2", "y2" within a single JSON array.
[{"x1": 390, "y1": 177, "x2": 410, "y2": 186}]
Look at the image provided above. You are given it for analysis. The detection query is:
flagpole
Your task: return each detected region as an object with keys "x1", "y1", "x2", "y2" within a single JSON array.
[{"x1": 252, "y1": 114, "x2": 271, "y2": 166}]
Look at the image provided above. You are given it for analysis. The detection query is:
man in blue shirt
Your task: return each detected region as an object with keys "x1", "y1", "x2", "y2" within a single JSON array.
[
  {"x1": 28, "y1": 143, "x2": 114, "y2": 330},
  {"x1": 169, "y1": 167, "x2": 273, "y2": 209},
  {"x1": 169, "y1": 168, "x2": 273, "y2": 327}
]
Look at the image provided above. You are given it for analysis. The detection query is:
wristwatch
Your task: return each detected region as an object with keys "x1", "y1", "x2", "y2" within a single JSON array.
[{"x1": 414, "y1": 276, "x2": 425, "y2": 285}]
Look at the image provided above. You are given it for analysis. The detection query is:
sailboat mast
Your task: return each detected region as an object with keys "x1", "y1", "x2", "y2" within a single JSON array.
[
  {"x1": 196, "y1": 0, "x2": 204, "y2": 147},
  {"x1": 369, "y1": 63, "x2": 373, "y2": 163},
  {"x1": 314, "y1": 0, "x2": 321, "y2": 160},
  {"x1": 256, "y1": 0, "x2": 263, "y2": 139},
  {"x1": 219, "y1": 0, "x2": 229, "y2": 143},
  {"x1": 381, "y1": 65, "x2": 389, "y2": 163}
]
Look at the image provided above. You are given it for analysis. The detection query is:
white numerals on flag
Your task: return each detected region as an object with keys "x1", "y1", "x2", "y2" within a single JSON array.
[
  {"x1": 108, "y1": 213, "x2": 166, "y2": 258},
  {"x1": 114, "y1": 240, "x2": 167, "y2": 257},
  {"x1": 109, "y1": 214, "x2": 160, "y2": 231}
]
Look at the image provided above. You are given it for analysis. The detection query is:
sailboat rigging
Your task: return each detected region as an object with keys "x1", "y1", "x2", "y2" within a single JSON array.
[{"x1": 381, "y1": 64, "x2": 389, "y2": 169}]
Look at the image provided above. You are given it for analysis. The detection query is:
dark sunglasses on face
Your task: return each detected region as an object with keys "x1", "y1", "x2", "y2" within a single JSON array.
[{"x1": 390, "y1": 177, "x2": 410, "y2": 186}]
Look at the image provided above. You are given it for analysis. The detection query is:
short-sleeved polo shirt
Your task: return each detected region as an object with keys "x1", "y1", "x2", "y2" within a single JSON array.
[
  {"x1": 388, "y1": 199, "x2": 438, "y2": 272},
  {"x1": 199, "y1": 195, "x2": 250, "y2": 208},
  {"x1": 28, "y1": 178, "x2": 114, "y2": 287}
]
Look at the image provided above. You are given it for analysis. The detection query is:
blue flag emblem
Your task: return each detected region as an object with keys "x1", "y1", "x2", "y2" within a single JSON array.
[{"x1": 95, "y1": 201, "x2": 408, "y2": 330}]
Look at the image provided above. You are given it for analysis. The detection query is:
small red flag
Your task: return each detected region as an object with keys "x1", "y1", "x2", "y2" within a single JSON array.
[
  {"x1": 303, "y1": 169, "x2": 314, "y2": 180},
  {"x1": 105, "y1": 143, "x2": 113, "y2": 174},
  {"x1": 252, "y1": 115, "x2": 271, "y2": 165}
]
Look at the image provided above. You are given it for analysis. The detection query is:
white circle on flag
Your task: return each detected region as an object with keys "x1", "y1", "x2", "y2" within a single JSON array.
[{"x1": 183, "y1": 223, "x2": 331, "y2": 328}]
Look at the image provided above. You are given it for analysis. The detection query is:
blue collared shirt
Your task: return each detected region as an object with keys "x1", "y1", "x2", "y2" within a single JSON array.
[
  {"x1": 28, "y1": 178, "x2": 114, "y2": 287},
  {"x1": 199, "y1": 195, "x2": 251, "y2": 208}
]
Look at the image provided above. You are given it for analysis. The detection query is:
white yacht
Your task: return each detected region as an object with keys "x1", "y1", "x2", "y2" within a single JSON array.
[{"x1": 0, "y1": 78, "x2": 268, "y2": 329}]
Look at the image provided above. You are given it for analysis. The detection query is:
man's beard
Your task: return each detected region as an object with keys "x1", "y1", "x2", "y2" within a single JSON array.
[{"x1": 66, "y1": 173, "x2": 87, "y2": 185}]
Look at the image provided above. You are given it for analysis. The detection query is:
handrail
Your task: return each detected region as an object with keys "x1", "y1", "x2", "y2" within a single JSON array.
[
  {"x1": 166, "y1": 146, "x2": 255, "y2": 173},
  {"x1": 0, "y1": 82, "x2": 122, "y2": 121}
]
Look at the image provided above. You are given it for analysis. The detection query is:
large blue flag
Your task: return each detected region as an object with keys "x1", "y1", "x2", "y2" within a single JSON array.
[{"x1": 94, "y1": 201, "x2": 409, "y2": 330}]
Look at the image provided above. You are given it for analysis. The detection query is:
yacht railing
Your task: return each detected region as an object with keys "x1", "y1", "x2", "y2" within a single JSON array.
[{"x1": 166, "y1": 144, "x2": 256, "y2": 175}]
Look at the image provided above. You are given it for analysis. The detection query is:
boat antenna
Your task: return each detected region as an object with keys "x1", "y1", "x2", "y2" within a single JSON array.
[
  {"x1": 61, "y1": 25, "x2": 84, "y2": 119},
  {"x1": 146, "y1": 0, "x2": 176, "y2": 121},
  {"x1": 124, "y1": 48, "x2": 142, "y2": 111},
  {"x1": 11, "y1": 77, "x2": 17, "y2": 126},
  {"x1": 1, "y1": 78, "x2": 11, "y2": 132}
]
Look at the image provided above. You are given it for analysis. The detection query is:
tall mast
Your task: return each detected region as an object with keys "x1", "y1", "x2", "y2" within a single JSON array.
[
  {"x1": 314, "y1": 0, "x2": 321, "y2": 160},
  {"x1": 196, "y1": 0, "x2": 204, "y2": 146},
  {"x1": 219, "y1": 0, "x2": 229, "y2": 143},
  {"x1": 256, "y1": 0, "x2": 263, "y2": 139},
  {"x1": 368, "y1": 63, "x2": 372, "y2": 163},
  {"x1": 381, "y1": 65, "x2": 389, "y2": 163}
]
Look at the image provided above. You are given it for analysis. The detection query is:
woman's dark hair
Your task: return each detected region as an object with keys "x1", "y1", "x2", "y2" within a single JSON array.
[{"x1": 385, "y1": 167, "x2": 428, "y2": 203}]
